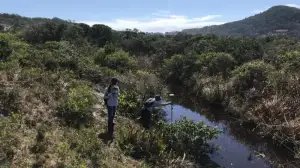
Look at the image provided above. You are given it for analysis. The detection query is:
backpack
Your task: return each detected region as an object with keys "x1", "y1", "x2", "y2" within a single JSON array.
[{"x1": 104, "y1": 85, "x2": 112, "y2": 106}]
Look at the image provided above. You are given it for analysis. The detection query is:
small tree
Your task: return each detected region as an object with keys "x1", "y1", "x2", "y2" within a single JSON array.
[{"x1": 89, "y1": 24, "x2": 112, "y2": 47}]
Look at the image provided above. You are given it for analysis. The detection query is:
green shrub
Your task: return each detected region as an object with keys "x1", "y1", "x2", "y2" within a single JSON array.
[
  {"x1": 99, "y1": 66, "x2": 118, "y2": 77},
  {"x1": 61, "y1": 24, "x2": 85, "y2": 43},
  {"x1": 0, "y1": 33, "x2": 19, "y2": 42},
  {"x1": 278, "y1": 51, "x2": 300, "y2": 72},
  {"x1": 54, "y1": 139, "x2": 87, "y2": 167},
  {"x1": 94, "y1": 49, "x2": 137, "y2": 73},
  {"x1": 231, "y1": 61, "x2": 275, "y2": 97},
  {"x1": 65, "y1": 127, "x2": 103, "y2": 167},
  {"x1": 118, "y1": 91, "x2": 139, "y2": 118},
  {"x1": 0, "y1": 113, "x2": 22, "y2": 165},
  {"x1": 117, "y1": 117, "x2": 220, "y2": 166},
  {"x1": 162, "y1": 54, "x2": 198, "y2": 84},
  {"x1": 0, "y1": 39, "x2": 12, "y2": 61},
  {"x1": 19, "y1": 41, "x2": 80, "y2": 71},
  {"x1": 18, "y1": 48, "x2": 49, "y2": 68},
  {"x1": 157, "y1": 117, "x2": 221, "y2": 162},
  {"x1": 10, "y1": 41, "x2": 30, "y2": 57},
  {"x1": 117, "y1": 122, "x2": 168, "y2": 166},
  {"x1": 30, "y1": 123, "x2": 49, "y2": 154},
  {"x1": 200, "y1": 76, "x2": 226, "y2": 104},
  {"x1": 57, "y1": 84, "x2": 96, "y2": 127},
  {"x1": 23, "y1": 22, "x2": 66, "y2": 44},
  {"x1": 19, "y1": 67, "x2": 42, "y2": 80},
  {"x1": 0, "y1": 88, "x2": 21, "y2": 116},
  {"x1": 134, "y1": 70, "x2": 162, "y2": 93},
  {"x1": 116, "y1": 71, "x2": 167, "y2": 122},
  {"x1": 232, "y1": 61, "x2": 274, "y2": 78},
  {"x1": 44, "y1": 41, "x2": 79, "y2": 70},
  {"x1": 0, "y1": 32, "x2": 30, "y2": 57},
  {"x1": 103, "y1": 43, "x2": 116, "y2": 54},
  {"x1": 196, "y1": 52, "x2": 236, "y2": 79},
  {"x1": 266, "y1": 70, "x2": 300, "y2": 98}
]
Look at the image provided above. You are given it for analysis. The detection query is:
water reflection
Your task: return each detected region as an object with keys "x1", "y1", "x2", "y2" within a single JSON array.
[{"x1": 163, "y1": 101, "x2": 299, "y2": 168}]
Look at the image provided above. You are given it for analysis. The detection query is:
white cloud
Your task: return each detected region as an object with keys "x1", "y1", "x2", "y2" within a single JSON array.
[
  {"x1": 285, "y1": 4, "x2": 300, "y2": 8},
  {"x1": 253, "y1": 3, "x2": 300, "y2": 14},
  {"x1": 78, "y1": 11, "x2": 224, "y2": 33}
]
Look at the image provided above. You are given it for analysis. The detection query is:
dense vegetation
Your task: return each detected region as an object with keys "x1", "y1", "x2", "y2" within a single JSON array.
[
  {"x1": 182, "y1": 5, "x2": 300, "y2": 37},
  {"x1": 160, "y1": 34, "x2": 300, "y2": 157},
  {"x1": 0, "y1": 16, "x2": 221, "y2": 168},
  {"x1": 1, "y1": 6, "x2": 300, "y2": 167}
]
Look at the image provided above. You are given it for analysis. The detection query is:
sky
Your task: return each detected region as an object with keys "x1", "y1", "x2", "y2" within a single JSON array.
[{"x1": 0, "y1": 0, "x2": 299, "y2": 33}]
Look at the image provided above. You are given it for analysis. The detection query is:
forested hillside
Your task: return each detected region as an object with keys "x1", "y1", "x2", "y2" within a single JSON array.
[
  {"x1": 1, "y1": 8, "x2": 300, "y2": 168},
  {"x1": 182, "y1": 5, "x2": 300, "y2": 37}
]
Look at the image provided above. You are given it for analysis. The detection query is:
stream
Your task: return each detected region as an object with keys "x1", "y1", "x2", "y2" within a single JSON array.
[{"x1": 162, "y1": 102, "x2": 297, "y2": 168}]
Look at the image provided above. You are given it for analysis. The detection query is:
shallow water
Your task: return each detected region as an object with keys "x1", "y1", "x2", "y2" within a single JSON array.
[{"x1": 163, "y1": 103, "x2": 296, "y2": 168}]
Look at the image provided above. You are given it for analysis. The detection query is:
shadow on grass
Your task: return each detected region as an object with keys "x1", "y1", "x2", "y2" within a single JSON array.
[{"x1": 98, "y1": 132, "x2": 114, "y2": 146}]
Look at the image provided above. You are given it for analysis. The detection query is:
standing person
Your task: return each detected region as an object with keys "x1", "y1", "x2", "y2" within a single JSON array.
[{"x1": 104, "y1": 78, "x2": 120, "y2": 139}]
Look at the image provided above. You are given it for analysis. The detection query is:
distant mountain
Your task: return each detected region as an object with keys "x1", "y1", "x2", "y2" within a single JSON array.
[
  {"x1": 165, "y1": 31, "x2": 180, "y2": 35},
  {"x1": 182, "y1": 5, "x2": 300, "y2": 37}
]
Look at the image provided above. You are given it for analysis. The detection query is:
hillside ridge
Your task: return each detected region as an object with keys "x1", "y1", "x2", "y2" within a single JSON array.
[{"x1": 181, "y1": 5, "x2": 300, "y2": 36}]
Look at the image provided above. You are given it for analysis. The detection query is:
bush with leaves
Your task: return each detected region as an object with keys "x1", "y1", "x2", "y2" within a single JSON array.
[
  {"x1": 193, "y1": 75, "x2": 227, "y2": 104},
  {"x1": 23, "y1": 22, "x2": 68, "y2": 44},
  {"x1": 157, "y1": 117, "x2": 221, "y2": 162},
  {"x1": 88, "y1": 24, "x2": 113, "y2": 47},
  {"x1": 117, "y1": 117, "x2": 221, "y2": 167},
  {"x1": 64, "y1": 127, "x2": 103, "y2": 167},
  {"x1": 0, "y1": 88, "x2": 21, "y2": 116},
  {"x1": 118, "y1": 91, "x2": 140, "y2": 118},
  {"x1": 0, "y1": 39, "x2": 12, "y2": 61},
  {"x1": 117, "y1": 124, "x2": 167, "y2": 164},
  {"x1": 277, "y1": 51, "x2": 300, "y2": 72},
  {"x1": 61, "y1": 24, "x2": 85, "y2": 43},
  {"x1": 162, "y1": 54, "x2": 198, "y2": 84},
  {"x1": 196, "y1": 52, "x2": 236, "y2": 79},
  {"x1": 0, "y1": 33, "x2": 29, "y2": 57},
  {"x1": 19, "y1": 41, "x2": 80, "y2": 71},
  {"x1": 134, "y1": 70, "x2": 165, "y2": 100},
  {"x1": 94, "y1": 49, "x2": 137, "y2": 73},
  {"x1": 231, "y1": 61, "x2": 275, "y2": 97},
  {"x1": 43, "y1": 41, "x2": 80, "y2": 70},
  {"x1": 57, "y1": 83, "x2": 96, "y2": 127},
  {"x1": 0, "y1": 113, "x2": 22, "y2": 166}
]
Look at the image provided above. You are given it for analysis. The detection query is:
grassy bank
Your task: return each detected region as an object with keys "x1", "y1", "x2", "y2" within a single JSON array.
[{"x1": 0, "y1": 32, "x2": 221, "y2": 168}]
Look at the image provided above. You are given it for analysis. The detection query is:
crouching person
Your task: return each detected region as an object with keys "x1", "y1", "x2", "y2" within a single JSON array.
[{"x1": 140, "y1": 95, "x2": 169, "y2": 129}]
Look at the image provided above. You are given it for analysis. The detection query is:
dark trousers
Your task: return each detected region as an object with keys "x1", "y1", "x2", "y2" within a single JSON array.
[
  {"x1": 141, "y1": 108, "x2": 151, "y2": 129},
  {"x1": 107, "y1": 106, "x2": 117, "y2": 135}
]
